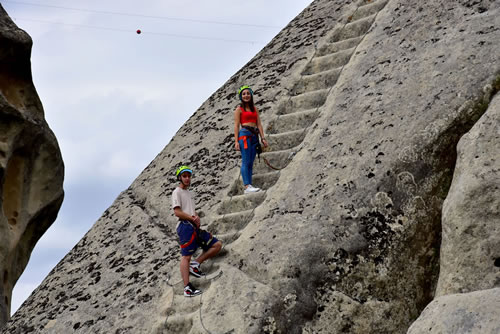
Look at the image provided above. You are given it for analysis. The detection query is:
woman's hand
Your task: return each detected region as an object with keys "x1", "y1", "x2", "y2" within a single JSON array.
[
  {"x1": 235, "y1": 141, "x2": 240, "y2": 150},
  {"x1": 261, "y1": 138, "x2": 268, "y2": 148}
]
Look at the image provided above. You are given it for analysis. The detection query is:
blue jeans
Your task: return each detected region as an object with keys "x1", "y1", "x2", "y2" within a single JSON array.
[{"x1": 238, "y1": 128, "x2": 258, "y2": 186}]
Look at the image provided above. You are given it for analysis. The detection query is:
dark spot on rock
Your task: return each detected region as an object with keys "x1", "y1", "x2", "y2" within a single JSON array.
[
  {"x1": 73, "y1": 322, "x2": 80, "y2": 330},
  {"x1": 367, "y1": 172, "x2": 375, "y2": 178},
  {"x1": 494, "y1": 258, "x2": 500, "y2": 267}
]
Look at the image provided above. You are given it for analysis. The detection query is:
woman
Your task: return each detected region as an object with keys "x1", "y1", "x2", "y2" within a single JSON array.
[{"x1": 234, "y1": 85, "x2": 268, "y2": 194}]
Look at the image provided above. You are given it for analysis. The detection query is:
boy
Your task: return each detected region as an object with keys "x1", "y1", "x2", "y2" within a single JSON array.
[{"x1": 172, "y1": 165, "x2": 222, "y2": 296}]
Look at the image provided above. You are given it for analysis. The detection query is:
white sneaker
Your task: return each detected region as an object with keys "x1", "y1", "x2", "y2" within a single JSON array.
[
  {"x1": 244, "y1": 185, "x2": 261, "y2": 194},
  {"x1": 184, "y1": 283, "x2": 202, "y2": 297}
]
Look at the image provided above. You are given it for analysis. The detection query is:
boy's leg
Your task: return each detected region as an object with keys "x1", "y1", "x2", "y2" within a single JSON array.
[
  {"x1": 177, "y1": 221, "x2": 199, "y2": 283},
  {"x1": 180, "y1": 255, "x2": 192, "y2": 286},
  {"x1": 195, "y1": 240, "x2": 222, "y2": 264}
]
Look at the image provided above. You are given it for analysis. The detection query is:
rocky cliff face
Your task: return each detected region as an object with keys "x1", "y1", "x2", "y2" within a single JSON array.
[
  {"x1": 408, "y1": 92, "x2": 500, "y2": 333},
  {"x1": 0, "y1": 4, "x2": 64, "y2": 328},
  {"x1": 3, "y1": 0, "x2": 499, "y2": 333}
]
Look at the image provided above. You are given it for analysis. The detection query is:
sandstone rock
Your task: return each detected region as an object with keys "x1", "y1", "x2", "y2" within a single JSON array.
[
  {"x1": 3, "y1": 0, "x2": 500, "y2": 333},
  {"x1": 436, "y1": 92, "x2": 500, "y2": 296},
  {"x1": 0, "y1": 4, "x2": 64, "y2": 327},
  {"x1": 407, "y1": 288, "x2": 500, "y2": 334}
]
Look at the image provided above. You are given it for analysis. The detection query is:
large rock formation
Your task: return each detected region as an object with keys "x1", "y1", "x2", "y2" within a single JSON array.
[
  {"x1": 3, "y1": 0, "x2": 499, "y2": 333},
  {"x1": 408, "y1": 76, "x2": 500, "y2": 334},
  {"x1": 407, "y1": 288, "x2": 500, "y2": 334},
  {"x1": 436, "y1": 92, "x2": 500, "y2": 296},
  {"x1": 0, "y1": 4, "x2": 64, "y2": 328}
]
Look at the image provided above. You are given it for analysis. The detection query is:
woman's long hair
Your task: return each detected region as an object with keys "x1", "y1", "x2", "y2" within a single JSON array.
[{"x1": 240, "y1": 95, "x2": 256, "y2": 112}]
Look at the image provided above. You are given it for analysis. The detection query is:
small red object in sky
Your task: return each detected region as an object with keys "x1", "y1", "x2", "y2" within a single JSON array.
[{"x1": 136, "y1": 29, "x2": 141, "y2": 34}]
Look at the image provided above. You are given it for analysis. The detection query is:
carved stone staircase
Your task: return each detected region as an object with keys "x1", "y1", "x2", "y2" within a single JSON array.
[{"x1": 161, "y1": 1, "x2": 388, "y2": 332}]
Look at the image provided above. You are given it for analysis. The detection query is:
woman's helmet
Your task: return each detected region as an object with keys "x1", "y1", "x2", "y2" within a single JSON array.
[
  {"x1": 238, "y1": 85, "x2": 253, "y2": 101},
  {"x1": 176, "y1": 165, "x2": 193, "y2": 180}
]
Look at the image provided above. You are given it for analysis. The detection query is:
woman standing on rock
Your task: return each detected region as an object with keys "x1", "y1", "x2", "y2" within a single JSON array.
[{"x1": 234, "y1": 85, "x2": 268, "y2": 194}]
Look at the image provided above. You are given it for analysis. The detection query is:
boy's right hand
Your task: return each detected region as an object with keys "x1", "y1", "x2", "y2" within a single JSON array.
[
  {"x1": 192, "y1": 215, "x2": 201, "y2": 228},
  {"x1": 235, "y1": 142, "x2": 240, "y2": 150}
]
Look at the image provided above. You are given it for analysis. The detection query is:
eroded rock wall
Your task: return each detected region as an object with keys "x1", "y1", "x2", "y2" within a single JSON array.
[
  {"x1": 0, "y1": 4, "x2": 64, "y2": 327},
  {"x1": 436, "y1": 92, "x2": 500, "y2": 296},
  {"x1": 408, "y1": 87, "x2": 500, "y2": 334}
]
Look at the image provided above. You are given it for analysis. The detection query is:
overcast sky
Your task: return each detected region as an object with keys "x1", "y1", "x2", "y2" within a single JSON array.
[{"x1": 2, "y1": 0, "x2": 313, "y2": 314}]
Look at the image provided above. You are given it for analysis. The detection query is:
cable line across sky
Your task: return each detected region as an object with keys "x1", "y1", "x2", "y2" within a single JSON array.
[
  {"x1": 4, "y1": 0, "x2": 282, "y2": 29},
  {"x1": 11, "y1": 16, "x2": 267, "y2": 44}
]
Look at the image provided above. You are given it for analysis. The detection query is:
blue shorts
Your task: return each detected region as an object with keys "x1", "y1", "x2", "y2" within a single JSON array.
[{"x1": 177, "y1": 221, "x2": 219, "y2": 256}]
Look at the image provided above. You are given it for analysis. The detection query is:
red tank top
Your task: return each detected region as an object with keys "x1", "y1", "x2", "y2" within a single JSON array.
[{"x1": 240, "y1": 106, "x2": 257, "y2": 124}]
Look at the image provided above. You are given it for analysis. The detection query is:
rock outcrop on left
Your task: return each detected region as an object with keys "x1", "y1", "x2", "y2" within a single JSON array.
[{"x1": 0, "y1": 4, "x2": 64, "y2": 327}]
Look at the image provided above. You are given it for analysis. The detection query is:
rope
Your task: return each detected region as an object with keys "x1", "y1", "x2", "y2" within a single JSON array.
[{"x1": 262, "y1": 156, "x2": 283, "y2": 171}]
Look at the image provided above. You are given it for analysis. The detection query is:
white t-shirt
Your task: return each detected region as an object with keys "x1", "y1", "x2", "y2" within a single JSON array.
[{"x1": 172, "y1": 187, "x2": 196, "y2": 217}]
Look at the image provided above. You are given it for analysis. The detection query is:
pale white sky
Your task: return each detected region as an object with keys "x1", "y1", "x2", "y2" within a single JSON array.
[{"x1": 2, "y1": 0, "x2": 313, "y2": 314}]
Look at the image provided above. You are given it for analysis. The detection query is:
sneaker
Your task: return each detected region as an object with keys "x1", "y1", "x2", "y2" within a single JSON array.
[
  {"x1": 244, "y1": 185, "x2": 261, "y2": 194},
  {"x1": 184, "y1": 283, "x2": 202, "y2": 297},
  {"x1": 189, "y1": 262, "x2": 206, "y2": 278}
]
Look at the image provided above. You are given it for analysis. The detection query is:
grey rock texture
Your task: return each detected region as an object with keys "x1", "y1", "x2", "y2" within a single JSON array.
[
  {"x1": 0, "y1": 4, "x2": 64, "y2": 328},
  {"x1": 407, "y1": 288, "x2": 500, "y2": 334},
  {"x1": 3, "y1": 0, "x2": 500, "y2": 333},
  {"x1": 407, "y1": 83, "x2": 500, "y2": 334},
  {"x1": 436, "y1": 92, "x2": 500, "y2": 297}
]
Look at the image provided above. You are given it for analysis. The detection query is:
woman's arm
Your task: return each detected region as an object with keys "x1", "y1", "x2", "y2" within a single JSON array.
[
  {"x1": 256, "y1": 108, "x2": 268, "y2": 147},
  {"x1": 234, "y1": 107, "x2": 241, "y2": 150}
]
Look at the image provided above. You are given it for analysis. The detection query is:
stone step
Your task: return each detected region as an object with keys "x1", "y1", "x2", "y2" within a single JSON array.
[
  {"x1": 329, "y1": 13, "x2": 376, "y2": 43},
  {"x1": 316, "y1": 36, "x2": 363, "y2": 57},
  {"x1": 215, "y1": 231, "x2": 242, "y2": 245},
  {"x1": 166, "y1": 293, "x2": 202, "y2": 316},
  {"x1": 292, "y1": 68, "x2": 341, "y2": 95},
  {"x1": 267, "y1": 108, "x2": 319, "y2": 134},
  {"x1": 217, "y1": 192, "x2": 266, "y2": 215},
  {"x1": 253, "y1": 148, "x2": 297, "y2": 174},
  {"x1": 228, "y1": 171, "x2": 280, "y2": 196},
  {"x1": 170, "y1": 273, "x2": 214, "y2": 296},
  {"x1": 302, "y1": 48, "x2": 355, "y2": 75},
  {"x1": 210, "y1": 209, "x2": 254, "y2": 234},
  {"x1": 352, "y1": 0, "x2": 387, "y2": 22},
  {"x1": 164, "y1": 312, "x2": 196, "y2": 334},
  {"x1": 277, "y1": 89, "x2": 328, "y2": 115},
  {"x1": 267, "y1": 129, "x2": 306, "y2": 152}
]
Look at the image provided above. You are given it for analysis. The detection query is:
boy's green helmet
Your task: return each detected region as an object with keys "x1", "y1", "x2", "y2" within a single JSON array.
[
  {"x1": 238, "y1": 85, "x2": 253, "y2": 101},
  {"x1": 176, "y1": 165, "x2": 193, "y2": 179}
]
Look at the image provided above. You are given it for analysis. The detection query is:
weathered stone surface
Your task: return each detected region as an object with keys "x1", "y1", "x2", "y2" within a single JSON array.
[
  {"x1": 407, "y1": 288, "x2": 500, "y2": 334},
  {"x1": 436, "y1": 92, "x2": 500, "y2": 296},
  {"x1": 0, "y1": 4, "x2": 64, "y2": 327},
  {"x1": 3, "y1": 0, "x2": 500, "y2": 333}
]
